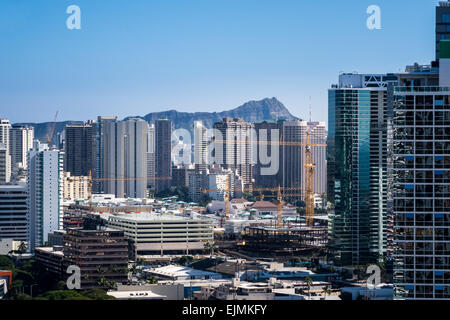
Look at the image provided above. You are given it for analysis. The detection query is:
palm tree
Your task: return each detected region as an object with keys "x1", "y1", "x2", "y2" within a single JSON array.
[
  {"x1": 18, "y1": 242, "x2": 27, "y2": 254},
  {"x1": 322, "y1": 285, "x2": 332, "y2": 299},
  {"x1": 204, "y1": 241, "x2": 216, "y2": 258},
  {"x1": 304, "y1": 277, "x2": 313, "y2": 300}
]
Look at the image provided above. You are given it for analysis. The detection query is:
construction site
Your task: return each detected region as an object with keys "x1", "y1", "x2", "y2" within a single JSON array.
[{"x1": 205, "y1": 131, "x2": 329, "y2": 261}]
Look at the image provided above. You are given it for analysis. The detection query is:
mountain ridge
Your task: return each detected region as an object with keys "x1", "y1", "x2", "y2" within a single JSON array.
[{"x1": 15, "y1": 97, "x2": 299, "y2": 144}]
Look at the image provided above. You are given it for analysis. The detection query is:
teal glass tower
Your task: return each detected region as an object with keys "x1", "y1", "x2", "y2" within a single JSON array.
[{"x1": 328, "y1": 74, "x2": 397, "y2": 266}]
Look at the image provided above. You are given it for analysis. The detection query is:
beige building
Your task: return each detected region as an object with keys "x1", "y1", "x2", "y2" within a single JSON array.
[{"x1": 63, "y1": 172, "x2": 89, "y2": 200}]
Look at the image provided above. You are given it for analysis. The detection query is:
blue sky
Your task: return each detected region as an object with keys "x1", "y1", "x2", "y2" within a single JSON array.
[{"x1": 0, "y1": 0, "x2": 440, "y2": 124}]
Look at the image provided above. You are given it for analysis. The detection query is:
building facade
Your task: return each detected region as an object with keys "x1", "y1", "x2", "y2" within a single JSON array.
[
  {"x1": 328, "y1": 73, "x2": 397, "y2": 266},
  {"x1": 106, "y1": 213, "x2": 214, "y2": 256},
  {"x1": 103, "y1": 118, "x2": 148, "y2": 198},
  {"x1": 63, "y1": 228, "x2": 129, "y2": 290},
  {"x1": 0, "y1": 185, "x2": 28, "y2": 244},
  {"x1": 155, "y1": 119, "x2": 172, "y2": 193},
  {"x1": 27, "y1": 145, "x2": 64, "y2": 250},
  {"x1": 63, "y1": 172, "x2": 89, "y2": 200},
  {"x1": 9, "y1": 126, "x2": 34, "y2": 171},
  {"x1": 213, "y1": 118, "x2": 254, "y2": 192},
  {"x1": 64, "y1": 123, "x2": 96, "y2": 177},
  {"x1": 392, "y1": 41, "x2": 450, "y2": 299}
]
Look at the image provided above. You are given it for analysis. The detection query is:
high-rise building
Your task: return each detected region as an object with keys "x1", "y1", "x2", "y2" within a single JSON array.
[
  {"x1": 0, "y1": 184, "x2": 28, "y2": 244},
  {"x1": 155, "y1": 119, "x2": 172, "y2": 193},
  {"x1": 436, "y1": 1, "x2": 450, "y2": 60},
  {"x1": 307, "y1": 122, "x2": 327, "y2": 196},
  {"x1": 193, "y1": 121, "x2": 208, "y2": 172},
  {"x1": 94, "y1": 116, "x2": 118, "y2": 193},
  {"x1": 103, "y1": 118, "x2": 148, "y2": 198},
  {"x1": 27, "y1": 143, "x2": 64, "y2": 250},
  {"x1": 391, "y1": 41, "x2": 450, "y2": 300},
  {"x1": 147, "y1": 124, "x2": 156, "y2": 191},
  {"x1": 253, "y1": 121, "x2": 283, "y2": 191},
  {"x1": 0, "y1": 119, "x2": 11, "y2": 150},
  {"x1": 213, "y1": 118, "x2": 254, "y2": 191},
  {"x1": 0, "y1": 144, "x2": 11, "y2": 184},
  {"x1": 64, "y1": 123, "x2": 96, "y2": 177},
  {"x1": 0, "y1": 119, "x2": 11, "y2": 184},
  {"x1": 328, "y1": 73, "x2": 398, "y2": 266},
  {"x1": 9, "y1": 126, "x2": 34, "y2": 171},
  {"x1": 282, "y1": 120, "x2": 307, "y2": 201}
]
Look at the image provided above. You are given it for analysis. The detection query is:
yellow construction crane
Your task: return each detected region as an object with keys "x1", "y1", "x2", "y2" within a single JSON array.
[
  {"x1": 203, "y1": 132, "x2": 326, "y2": 227},
  {"x1": 276, "y1": 185, "x2": 283, "y2": 229},
  {"x1": 305, "y1": 132, "x2": 315, "y2": 227}
]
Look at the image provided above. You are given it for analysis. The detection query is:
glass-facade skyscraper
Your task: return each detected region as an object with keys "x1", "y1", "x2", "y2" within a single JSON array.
[{"x1": 328, "y1": 74, "x2": 397, "y2": 266}]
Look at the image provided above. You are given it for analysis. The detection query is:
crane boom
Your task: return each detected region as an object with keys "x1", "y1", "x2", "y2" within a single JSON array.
[{"x1": 47, "y1": 111, "x2": 59, "y2": 146}]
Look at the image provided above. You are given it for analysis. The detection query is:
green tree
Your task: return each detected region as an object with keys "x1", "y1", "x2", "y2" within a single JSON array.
[
  {"x1": 146, "y1": 276, "x2": 158, "y2": 284},
  {"x1": 304, "y1": 277, "x2": 313, "y2": 300},
  {"x1": 203, "y1": 241, "x2": 217, "y2": 258},
  {"x1": 178, "y1": 256, "x2": 194, "y2": 266},
  {"x1": 82, "y1": 289, "x2": 116, "y2": 300},
  {"x1": 36, "y1": 290, "x2": 90, "y2": 300},
  {"x1": 0, "y1": 255, "x2": 14, "y2": 270},
  {"x1": 322, "y1": 285, "x2": 332, "y2": 299}
]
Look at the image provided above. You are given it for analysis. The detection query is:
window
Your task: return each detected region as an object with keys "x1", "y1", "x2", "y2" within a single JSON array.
[{"x1": 443, "y1": 14, "x2": 450, "y2": 23}]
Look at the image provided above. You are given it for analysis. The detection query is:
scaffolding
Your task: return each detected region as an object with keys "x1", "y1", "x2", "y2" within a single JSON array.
[{"x1": 239, "y1": 226, "x2": 328, "y2": 257}]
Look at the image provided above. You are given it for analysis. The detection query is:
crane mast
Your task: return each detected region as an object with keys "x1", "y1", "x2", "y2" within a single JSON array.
[{"x1": 305, "y1": 132, "x2": 315, "y2": 227}]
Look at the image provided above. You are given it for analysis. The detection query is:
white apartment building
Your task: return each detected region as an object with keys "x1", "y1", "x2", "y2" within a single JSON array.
[
  {"x1": 9, "y1": 126, "x2": 34, "y2": 171},
  {"x1": 0, "y1": 144, "x2": 11, "y2": 184},
  {"x1": 27, "y1": 145, "x2": 64, "y2": 249}
]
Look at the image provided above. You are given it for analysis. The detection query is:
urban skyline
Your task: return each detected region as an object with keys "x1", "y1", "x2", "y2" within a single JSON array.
[{"x1": 2, "y1": 0, "x2": 450, "y2": 306}]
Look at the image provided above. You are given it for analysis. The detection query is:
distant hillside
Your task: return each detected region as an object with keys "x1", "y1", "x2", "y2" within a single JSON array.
[
  {"x1": 136, "y1": 97, "x2": 298, "y2": 131},
  {"x1": 15, "y1": 97, "x2": 299, "y2": 143},
  {"x1": 14, "y1": 121, "x2": 83, "y2": 146}
]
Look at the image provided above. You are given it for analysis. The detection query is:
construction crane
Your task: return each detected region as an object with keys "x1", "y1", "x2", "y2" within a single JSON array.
[
  {"x1": 47, "y1": 111, "x2": 59, "y2": 146},
  {"x1": 223, "y1": 175, "x2": 230, "y2": 226},
  {"x1": 202, "y1": 132, "x2": 326, "y2": 227},
  {"x1": 276, "y1": 185, "x2": 283, "y2": 229},
  {"x1": 304, "y1": 132, "x2": 315, "y2": 227}
]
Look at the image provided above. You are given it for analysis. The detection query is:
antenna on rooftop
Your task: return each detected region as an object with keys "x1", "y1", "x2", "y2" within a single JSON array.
[{"x1": 309, "y1": 96, "x2": 312, "y2": 123}]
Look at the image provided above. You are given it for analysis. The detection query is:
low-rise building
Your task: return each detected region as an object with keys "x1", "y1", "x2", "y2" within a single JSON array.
[
  {"x1": 63, "y1": 228, "x2": 129, "y2": 290},
  {"x1": 105, "y1": 212, "x2": 214, "y2": 256},
  {"x1": 63, "y1": 173, "x2": 89, "y2": 200},
  {"x1": 34, "y1": 246, "x2": 65, "y2": 278},
  {"x1": 144, "y1": 265, "x2": 222, "y2": 281}
]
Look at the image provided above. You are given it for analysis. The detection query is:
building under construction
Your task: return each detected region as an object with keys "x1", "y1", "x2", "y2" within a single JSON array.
[{"x1": 238, "y1": 225, "x2": 328, "y2": 258}]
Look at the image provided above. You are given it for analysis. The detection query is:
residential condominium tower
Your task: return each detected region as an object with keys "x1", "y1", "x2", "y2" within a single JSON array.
[
  {"x1": 213, "y1": 118, "x2": 254, "y2": 192},
  {"x1": 328, "y1": 73, "x2": 397, "y2": 266},
  {"x1": 392, "y1": 42, "x2": 450, "y2": 300},
  {"x1": 102, "y1": 118, "x2": 148, "y2": 198},
  {"x1": 9, "y1": 126, "x2": 34, "y2": 171},
  {"x1": 155, "y1": 119, "x2": 172, "y2": 193},
  {"x1": 27, "y1": 143, "x2": 64, "y2": 250},
  {"x1": 64, "y1": 123, "x2": 96, "y2": 177},
  {"x1": 0, "y1": 119, "x2": 11, "y2": 184}
]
